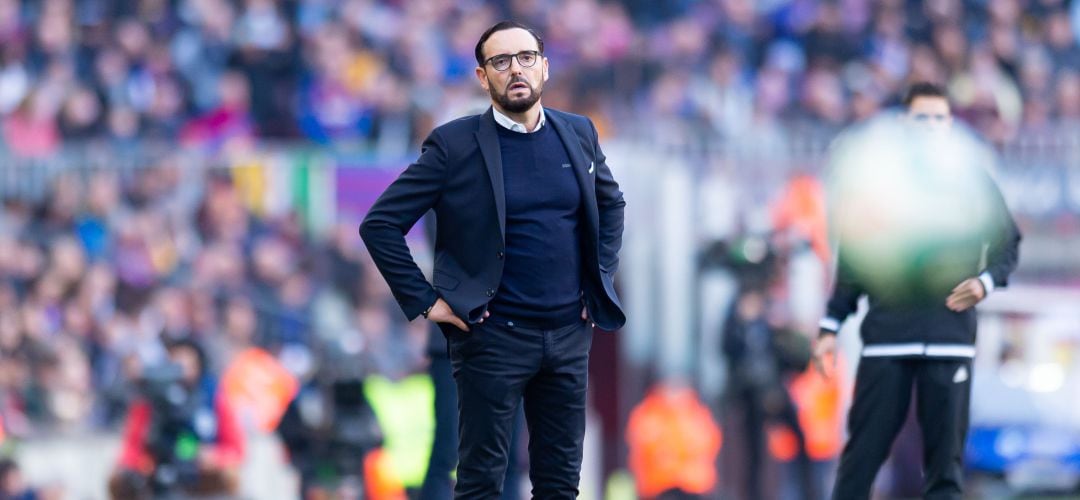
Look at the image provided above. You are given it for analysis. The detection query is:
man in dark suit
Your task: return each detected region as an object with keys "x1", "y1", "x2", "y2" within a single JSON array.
[{"x1": 360, "y1": 20, "x2": 626, "y2": 499}]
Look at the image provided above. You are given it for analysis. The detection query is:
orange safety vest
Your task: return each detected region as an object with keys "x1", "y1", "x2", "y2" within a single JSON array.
[
  {"x1": 767, "y1": 356, "x2": 846, "y2": 462},
  {"x1": 364, "y1": 448, "x2": 406, "y2": 500},
  {"x1": 771, "y1": 174, "x2": 830, "y2": 263},
  {"x1": 626, "y1": 385, "x2": 722, "y2": 498}
]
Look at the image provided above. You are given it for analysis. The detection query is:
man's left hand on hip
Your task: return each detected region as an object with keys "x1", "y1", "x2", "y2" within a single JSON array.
[{"x1": 945, "y1": 277, "x2": 986, "y2": 312}]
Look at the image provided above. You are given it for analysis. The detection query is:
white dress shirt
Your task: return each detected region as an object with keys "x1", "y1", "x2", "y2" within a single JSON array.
[{"x1": 492, "y1": 106, "x2": 546, "y2": 133}]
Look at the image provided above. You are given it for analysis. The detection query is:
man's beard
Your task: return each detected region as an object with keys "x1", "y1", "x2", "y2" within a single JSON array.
[{"x1": 489, "y1": 76, "x2": 542, "y2": 113}]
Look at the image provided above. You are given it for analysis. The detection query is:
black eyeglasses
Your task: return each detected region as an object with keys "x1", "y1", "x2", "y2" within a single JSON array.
[{"x1": 483, "y1": 50, "x2": 541, "y2": 72}]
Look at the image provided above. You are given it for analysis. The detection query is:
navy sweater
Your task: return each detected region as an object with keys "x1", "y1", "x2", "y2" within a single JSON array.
[{"x1": 489, "y1": 124, "x2": 584, "y2": 327}]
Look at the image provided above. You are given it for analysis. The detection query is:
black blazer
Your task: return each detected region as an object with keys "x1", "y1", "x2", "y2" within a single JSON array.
[{"x1": 360, "y1": 107, "x2": 626, "y2": 331}]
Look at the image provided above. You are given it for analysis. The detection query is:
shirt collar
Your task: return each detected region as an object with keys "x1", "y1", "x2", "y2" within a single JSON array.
[{"x1": 491, "y1": 106, "x2": 546, "y2": 133}]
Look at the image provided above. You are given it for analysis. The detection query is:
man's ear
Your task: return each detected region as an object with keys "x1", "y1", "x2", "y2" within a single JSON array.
[
  {"x1": 475, "y1": 66, "x2": 489, "y2": 92},
  {"x1": 542, "y1": 57, "x2": 549, "y2": 83}
]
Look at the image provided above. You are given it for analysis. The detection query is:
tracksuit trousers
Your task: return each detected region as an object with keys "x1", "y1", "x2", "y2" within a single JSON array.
[{"x1": 832, "y1": 356, "x2": 973, "y2": 500}]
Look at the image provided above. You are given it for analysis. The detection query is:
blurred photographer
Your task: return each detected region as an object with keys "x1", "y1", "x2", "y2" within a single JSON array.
[
  {"x1": 276, "y1": 343, "x2": 385, "y2": 499},
  {"x1": 108, "y1": 338, "x2": 245, "y2": 499},
  {"x1": 712, "y1": 236, "x2": 816, "y2": 500}
]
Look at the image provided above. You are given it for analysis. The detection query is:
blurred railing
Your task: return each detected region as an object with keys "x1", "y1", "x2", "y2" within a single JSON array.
[{"x1": 0, "y1": 141, "x2": 338, "y2": 203}]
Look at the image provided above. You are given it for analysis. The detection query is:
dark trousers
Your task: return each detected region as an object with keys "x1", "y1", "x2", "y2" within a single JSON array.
[
  {"x1": 421, "y1": 354, "x2": 523, "y2": 500},
  {"x1": 736, "y1": 385, "x2": 816, "y2": 500},
  {"x1": 832, "y1": 357, "x2": 973, "y2": 500},
  {"x1": 446, "y1": 318, "x2": 593, "y2": 499}
]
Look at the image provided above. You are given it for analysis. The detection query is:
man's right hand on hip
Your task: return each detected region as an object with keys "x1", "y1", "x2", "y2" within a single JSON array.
[{"x1": 427, "y1": 298, "x2": 488, "y2": 332}]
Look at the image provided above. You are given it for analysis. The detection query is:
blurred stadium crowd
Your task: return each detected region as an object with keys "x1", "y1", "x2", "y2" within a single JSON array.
[
  {"x1": 0, "y1": 165, "x2": 430, "y2": 436},
  {"x1": 0, "y1": 0, "x2": 1077, "y2": 158},
  {"x1": 0, "y1": 0, "x2": 1079, "y2": 497}
]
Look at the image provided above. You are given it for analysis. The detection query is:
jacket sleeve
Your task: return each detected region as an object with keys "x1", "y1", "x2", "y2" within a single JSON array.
[
  {"x1": 359, "y1": 128, "x2": 448, "y2": 320},
  {"x1": 977, "y1": 170, "x2": 1021, "y2": 292},
  {"x1": 820, "y1": 242, "x2": 863, "y2": 335},
  {"x1": 590, "y1": 119, "x2": 625, "y2": 274}
]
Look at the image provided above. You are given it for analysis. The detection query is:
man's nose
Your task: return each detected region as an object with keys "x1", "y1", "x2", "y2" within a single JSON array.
[{"x1": 508, "y1": 57, "x2": 525, "y2": 75}]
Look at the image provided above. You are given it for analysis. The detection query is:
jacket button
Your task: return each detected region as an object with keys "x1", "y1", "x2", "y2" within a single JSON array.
[
  {"x1": 486, "y1": 289, "x2": 495, "y2": 297},
  {"x1": 496, "y1": 251, "x2": 504, "y2": 259}
]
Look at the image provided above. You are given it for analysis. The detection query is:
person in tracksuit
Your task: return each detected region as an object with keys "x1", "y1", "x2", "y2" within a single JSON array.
[{"x1": 812, "y1": 82, "x2": 1021, "y2": 500}]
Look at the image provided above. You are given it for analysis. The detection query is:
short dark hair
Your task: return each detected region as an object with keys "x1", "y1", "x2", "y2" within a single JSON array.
[
  {"x1": 474, "y1": 21, "x2": 544, "y2": 66},
  {"x1": 903, "y1": 82, "x2": 948, "y2": 107},
  {"x1": 165, "y1": 336, "x2": 208, "y2": 378}
]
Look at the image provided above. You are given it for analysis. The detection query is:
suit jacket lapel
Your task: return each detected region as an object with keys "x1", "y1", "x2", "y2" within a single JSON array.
[
  {"x1": 475, "y1": 108, "x2": 506, "y2": 239},
  {"x1": 548, "y1": 111, "x2": 599, "y2": 237}
]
